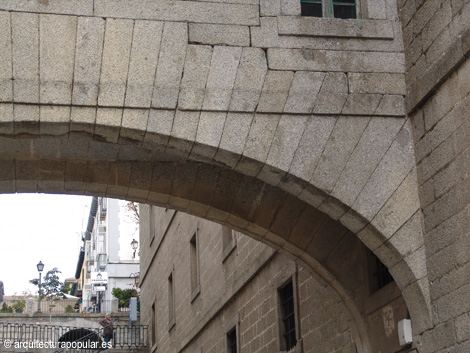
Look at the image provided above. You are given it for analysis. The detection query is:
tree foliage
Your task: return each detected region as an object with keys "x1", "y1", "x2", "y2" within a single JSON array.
[
  {"x1": 30, "y1": 267, "x2": 68, "y2": 310},
  {"x1": 111, "y1": 287, "x2": 138, "y2": 308}
]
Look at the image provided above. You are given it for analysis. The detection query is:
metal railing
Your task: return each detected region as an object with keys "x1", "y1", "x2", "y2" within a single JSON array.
[{"x1": 0, "y1": 322, "x2": 149, "y2": 350}]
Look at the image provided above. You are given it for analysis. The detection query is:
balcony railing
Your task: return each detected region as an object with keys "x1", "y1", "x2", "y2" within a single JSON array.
[{"x1": 0, "y1": 322, "x2": 149, "y2": 350}]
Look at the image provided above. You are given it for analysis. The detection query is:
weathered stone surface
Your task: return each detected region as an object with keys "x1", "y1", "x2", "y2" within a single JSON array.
[
  {"x1": 125, "y1": 20, "x2": 163, "y2": 108},
  {"x1": 348, "y1": 73, "x2": 406, "y2": 94},
  {"x1": 0, "y1": 104, "x2": 13, "y2": 135},
  {"x1": 0, "y1": 12, "x2": 11, "y2": 102},
  {"x1": 98, "y1": 18, "x2": 133, "y2": 107},
  {"x1": 375, "y1": 95, "x2": 406, "y2": 116},
  {"x1": 145, "y1": 109, "x2": 174, "y2": 147},
  {"x1": 168, "y1": 110, "x2": 200, "y2": 155},
  {"x1": 188, "y1": 23, "x2": 249, "y2": 47},
  {"x1": 178, "y1": 45, "x2": 213, "y2": 111},
  {"x1": 11, "y1": 12, "x2": 39, "y2": 103},
  {"x1": 0, "y1": 0, "x2": 93, "y2": 15},
  {"x1": 289, "y1": 116, "x2": 337, "y2": 182},
  {"x1": 264, "y1": 115, "x2": 308, "y2": 180},
  {"x1": 332, "y1": 117, "x2": 404, "y2": 206},
  {"x1": 353, "y1": 121, "x2": 416, "y2": 221},
  {"x1": 39, "y1": 105, "x2": 70, "y2": 135},
  {"x1": 13, "y1": 104, "x2": 39, "y2": 135},
  {"x1": 95, "y1": 107, "x2": 122, "y2": 143},
  {"x1": 311, "y1": 116, "x2": 370, "y2": 193},
  {"x1": 267, "y1": 48, "x2": 405, "y2": 73},
  {"x1": 193, "y1": 112, "x2": 227, "y2": 159},
  {"x1": 260, "y1": 0, "x2": 281, "y2": 16},
  {"x1": 152, "y1": 22, "x2": 188, "y2": 109},
  {"x1": 236, "y1": 114, "x2": 280, "y2": 175},
  {"x1": 39, "y1": 14, "x2": 76, "y2": 105},
  {"x1": 256, "y1": 70, "x2": 294, "y2": 113},
  {"x1": 278, "y1": 16, "x2": 394, "y2": 39},
  {"x1": 280, "y1": 0, "x2": 300, "y2": 15},
  {"x1": 341, "y1": 94, "x2": 382, "y2": 115},
  {"x1": 121, "y1": 109, "x2": 149, "y2": 141},
  {"x1": 203, "y1": 46, "x2": 242, "y2": 111},
  {"x1": 94, "y1": 1, "x2": 259, "y2": 25},
  {"x1": 284, "y1": 72, "x2": 325, "y2": 113},
  {"x1": 313, "y1": 72, "x2": 348, "y2": 114},
  {"x1": 72, "y1": 17, "x2": 105, "y2": 106},
  {"x1": 216, "y1": 113, "x2": 254, "y2": 168},
  {"x1": 229, "y1": 48, "x2": 267, "y2": 112}
]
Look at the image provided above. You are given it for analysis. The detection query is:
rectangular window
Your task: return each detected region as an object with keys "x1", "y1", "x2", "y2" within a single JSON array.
[
  {"x1": 168, "y1": 272, "x2": 175, "y2": 330},
  {"x1": 151, "y1": 301, "x2": 156, "y2": 346},
  {"x1": 190, "y1": 231, "x2": 200, "y2": 301},
  {"x1": 279, "y1": 280, "x2": 297, "y2": 351},
  {"x1": 222, "y1": 227, "x2": 237, "y2": 262},
  {"x1": 226, "y1": 327, "x2": 238, "y2": 353},
  {"x1": 301, "y1": 0, "x2": 358, "y2": 19}
]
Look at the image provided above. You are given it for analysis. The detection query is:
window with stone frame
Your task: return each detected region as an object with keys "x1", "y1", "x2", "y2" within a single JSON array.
[
  {"x1": 301, "y1": 0, "x2": 359, "y2": 19},
  {"x1": 226, "y1": 326, "x2": 238, "y2": 353},
  {"x1": 278, "y1": 280, "x2": 297, "y2": 351}
]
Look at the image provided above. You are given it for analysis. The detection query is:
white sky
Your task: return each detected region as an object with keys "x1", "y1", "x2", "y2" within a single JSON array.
[{"x1": 0, "y1": 194, "x2": 138, "y2": 296}]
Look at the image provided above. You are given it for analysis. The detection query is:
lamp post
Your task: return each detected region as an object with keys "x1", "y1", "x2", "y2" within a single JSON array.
[
  {"x1": 36, "y1": 261, "x2": 44, "y2": 313},
  {"x1": 131, "y1": 239, "x2": 138, "y2": 259}
]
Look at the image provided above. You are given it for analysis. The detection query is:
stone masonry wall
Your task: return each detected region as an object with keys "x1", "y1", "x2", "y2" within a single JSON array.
[
  {"x1": 139, "y1": 205, "x2": 361, "y2": 353},
  {"x1": 399, "y1": 0, "x2": 470, "y2": 352}
]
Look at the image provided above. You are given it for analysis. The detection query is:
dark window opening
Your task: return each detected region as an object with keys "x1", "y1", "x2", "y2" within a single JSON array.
[
  {"x1": 369, "y1": 252, "x2": 394, "y2": 293},
  {"x1": 279, "y1": 281, "x2": 297, "y2": 351},
  {"x1": 333, "y1": 0, "x2": 357, "y2": 18},
  {"x1": 301, "y1": 0, "x2": 357, "y2": 19},
  {"x1": 301, "y1": 0, "x2": 323, "y2": 17},
  {"x1": 227, "y1": 327, "x2": 237, "y2": 353}
]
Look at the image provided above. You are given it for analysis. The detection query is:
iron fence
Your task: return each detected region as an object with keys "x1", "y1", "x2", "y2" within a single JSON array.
[{"x1": 0, "y1": 322, "x2": 149, "y2": 350}]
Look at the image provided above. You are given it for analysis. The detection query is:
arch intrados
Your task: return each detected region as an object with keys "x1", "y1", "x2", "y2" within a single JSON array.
[{"x1": 0, "y1": 131, "x2": 430, "y2": 348}]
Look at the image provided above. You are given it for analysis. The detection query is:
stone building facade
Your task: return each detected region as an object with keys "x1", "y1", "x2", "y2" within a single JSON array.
[
  {"x1": 140, "y1": 206, "x2": 409, "y2": 353},
  {"x1": 0, "y1": 0, "x2": 468, "y2": 352}
]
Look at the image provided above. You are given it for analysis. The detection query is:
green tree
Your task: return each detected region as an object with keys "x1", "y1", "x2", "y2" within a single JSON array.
[
  {"x1": 30, "y1": 267, "x2": 68, "y2": 312},
  {"x1": 111, "y1": 288, "x2": 138, "y2": 308}
]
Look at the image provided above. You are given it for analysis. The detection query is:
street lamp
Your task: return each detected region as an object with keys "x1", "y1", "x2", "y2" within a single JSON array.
[
  {"x1": 131, "y1": 239, "x2": 138, "y2": 259},
  {"x1": 36, "y1": 261, "x2": 44, "y2": 313}
]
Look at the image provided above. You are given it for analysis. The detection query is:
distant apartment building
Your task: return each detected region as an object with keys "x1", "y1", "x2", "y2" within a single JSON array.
[
  {"x1": 139, "y1": 206, "x2": 409, "y2": 353},
  {"x1": 73, "y1": 197, "x2": 139, "y2": 313}
]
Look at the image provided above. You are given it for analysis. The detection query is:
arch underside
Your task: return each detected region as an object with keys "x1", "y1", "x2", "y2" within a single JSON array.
[
  {"x1": 0, "y1": 126, "x2": 431, "y2": 341},
  {"x1": 0, "y1": 0, "x2": 433, "y2": 346}
]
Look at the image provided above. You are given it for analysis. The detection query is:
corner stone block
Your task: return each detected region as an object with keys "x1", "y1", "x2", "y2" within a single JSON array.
[
  {"x1": 152, "y1": 21, "x2": 188, "y2": 109},
  {"x1": 229, "y1": 48, "x2": 267, "y2": 112},
  {"x1": 72, "y1": 16, "x2": 105, "y2": 106},
  {"x1": 284, "y1": 72, "x2": 325, "y2": 113},
  {"x1": 0, "y1": 12, "x2": 12, "y2": 102},
  {"x1": 203, "y1": 46, "x2": 242, "y2": 111},
  {"x1": 256, "y1": 71, "x2": 294, "y2": 113},
  {"x1": 98, "y1": 18, "x2": 133, "y2": 107},
  {"x1": 125, "y1": 20, "x2": 164, "y2": 108},
  {"x1": 39, "y1": 14, "x2": 77, "y2": 105},
  {"x1": 178, "y1": 45, "x2": 213, "y2": 111}
]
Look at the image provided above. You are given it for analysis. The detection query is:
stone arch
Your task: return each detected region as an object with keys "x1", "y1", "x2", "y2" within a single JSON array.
[{"x1": 0, "y1": 0, "x2": 433, "y2": 347}]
